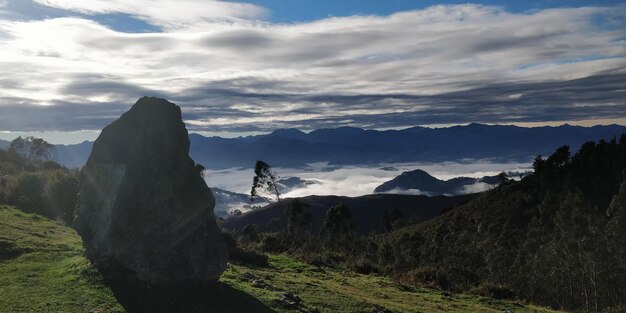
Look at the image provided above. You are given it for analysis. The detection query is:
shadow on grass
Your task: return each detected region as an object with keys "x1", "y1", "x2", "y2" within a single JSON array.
[{"x1": 106, "y1": 278, "x2": 275, "y2": 313}]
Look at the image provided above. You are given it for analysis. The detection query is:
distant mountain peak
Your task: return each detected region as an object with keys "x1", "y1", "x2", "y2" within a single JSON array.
[
  {"x1": 375, "y1": 169, "x2": 505, "y2": 195},
  {"x1": 401, "y1": 169, "x2": 433, "y2": 177},
  {"x1": 269, "y1": 128, "x2": 307, "y2": 138}
]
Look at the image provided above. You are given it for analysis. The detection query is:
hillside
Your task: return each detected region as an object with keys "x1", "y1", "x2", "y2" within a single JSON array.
[
  {"x1": 377, "y1": 136, "x2": 626, "y2": 311},
  {"x1": 374, "y1": 169, "x2": 505, "y2": 195},
  {"x1": 0, "y1": 206, "x2": 123, "y2": 312},
  {"x1": 223, "y1": 193, "x2": 477, "y2": 235},
  {"x1": 43, "y1": 124, "x2": 626, "y2": 169},
  {"x1": 0, "y1": 205, "x2": 561, "y2": 313}
]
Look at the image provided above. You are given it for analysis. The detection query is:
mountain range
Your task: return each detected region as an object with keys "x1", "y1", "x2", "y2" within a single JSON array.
[
  {"x1": 189, "y1": 123, "x2": 626, "y2": 169},
  {"x1": 4, "y1": 123, "x2": 626, "y2": 169}
]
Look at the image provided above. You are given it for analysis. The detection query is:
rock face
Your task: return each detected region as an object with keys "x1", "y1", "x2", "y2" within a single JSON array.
[{"x1": 74, "y1": 97, "x2": 227, "y2": 286}]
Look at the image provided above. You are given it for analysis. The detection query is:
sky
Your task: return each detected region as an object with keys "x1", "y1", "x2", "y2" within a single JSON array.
[{"x1": 0, "y1": 0, "x2": 625, "y2": 144}]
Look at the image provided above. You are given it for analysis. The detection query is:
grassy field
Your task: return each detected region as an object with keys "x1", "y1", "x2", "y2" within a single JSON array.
[
  {"x1": 0, "y1": 205, "x2": 124, "y2": 312},
  {"x1": 0, "y1": 205, "x2": 562, "y2": 313}
]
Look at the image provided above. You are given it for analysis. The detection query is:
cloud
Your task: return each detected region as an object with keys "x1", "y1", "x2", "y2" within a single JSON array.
[
  {"x1": 460, "y1": 182, "x2": 497, "y2": 194},
  {"x1": 379, "y1": 188, "x2": 436, "y2": 196},
  {"x1": 203, "y1": 161, "x2": 529, "y2": 214},
  {"x1": 32, "y1": 0, "x2": 268, "y2": 30},
  {"x1": 0, "y1": 3, "x2": 625, "y2": 133},
  {"x1": 203, "y1": 161, "x2": 531, "y2": 197}
]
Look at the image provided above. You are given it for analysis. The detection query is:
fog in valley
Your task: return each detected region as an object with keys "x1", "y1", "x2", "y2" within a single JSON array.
[{"x1": 205, "y1": 160, "x2": 531, "y2": 216}]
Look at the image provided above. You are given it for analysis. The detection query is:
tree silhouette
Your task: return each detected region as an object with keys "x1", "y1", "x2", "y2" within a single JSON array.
[
  {"x1": 250, "y1": 160, "x2": 281, "y2": 203},
  {"x1": 285, "y1": 199, "x2": 312, "y2": 243},
  {"x1": 320, "y1": 203, "x2": 356, "y2": 251}
]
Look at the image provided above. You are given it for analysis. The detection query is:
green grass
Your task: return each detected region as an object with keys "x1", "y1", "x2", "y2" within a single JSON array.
[
  {"x1": 0, "y1": 205, "x2": 124, "y2": 313},
  {"x1": 0, "y1": 205, "x2": 563, "y2": 313},
  {"x1": 224, "y1": 255, "x2": 561, "y2": 313}
]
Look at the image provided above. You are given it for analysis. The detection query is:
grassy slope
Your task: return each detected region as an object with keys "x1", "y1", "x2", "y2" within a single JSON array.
[
  {"x1": 0, "y1": 205, "x2": 561, "y2": 313},
  {"x1": 0, "y1": 205, "x2": 124, "y2": 312},
  {"x1": 224, "y1": 255, "x2": 562, "y2": 313}
]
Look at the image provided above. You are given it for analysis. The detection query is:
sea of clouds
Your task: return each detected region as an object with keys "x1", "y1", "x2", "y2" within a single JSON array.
[{"x1": 204, "y1": 160, "x2": 532, "y2": 201}]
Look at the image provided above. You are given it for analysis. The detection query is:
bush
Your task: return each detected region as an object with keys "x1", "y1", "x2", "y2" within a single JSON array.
[
  {"x1": 394, "y1": 267, "x2": 438, "y2": 287},
  {"x1": 2, "y1": 169, "x2": 78, "y2": 223},
  {"x1": 4, "y1": 172, "x2": 46, "y2": 213},
  {"x1": 349, "y1": 256, "x2": 378, "y2": 275},
  {"x1": 258, "y1": 232, "x2": 287, "y2": 253},
  {"x1": 0, "y1": 138, "x2": 79, "y2": 223},
  {"x1": 43, "y1": 169, "x2": 79, "y2": 223},
  {"x1": 470, "y1": 282, "x2": 516, "y2": 300},
  {"x1": 221, "y1": 231, "x2": 269, "y2": 267}
]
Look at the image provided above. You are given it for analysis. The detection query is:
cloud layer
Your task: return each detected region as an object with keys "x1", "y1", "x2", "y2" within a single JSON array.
[
  {"x1": 0, "y1": 2, "x2": 625, "y2": 134},
  {"x1": 204, "y1": 161, "x2": 531, "y2": 197},
  {"x1": 32, "y1": 0, "x2": 267, "y2": 30}
]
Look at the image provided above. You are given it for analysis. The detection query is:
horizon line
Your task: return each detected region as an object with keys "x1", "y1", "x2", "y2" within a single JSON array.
[{"x1": 2, "y1": 118, "x2": 625, "y2": 145}]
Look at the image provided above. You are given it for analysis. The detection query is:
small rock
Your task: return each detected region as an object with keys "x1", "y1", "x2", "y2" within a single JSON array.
[
  {"x1": 243, "y1": 272, "x2": 256, "y2": 281},
  {"x1": 276, "y1": 292, "x2": 302, "y2": 309},
  {"x1": 372, "y1": 304, "x2": 393, "y2": 313},
  {"x1": 252, "y1": 279, "x2": 268, "y2": 289}
]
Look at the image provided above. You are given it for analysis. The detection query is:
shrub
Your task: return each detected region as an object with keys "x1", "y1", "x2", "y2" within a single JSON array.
[
  {"x1": 4, "y1": 172, "x2": 46, "y2": 213},
  {"x1": 470, "y1": 282, "x2": 516, "y2": 300},
  {"x1": 258, "y1": 232, "x2": 287, "y2": 253},
  {"x1": 43, "y1": 169, "x2": 79, "y2": 223},
  {"x1": 394, "y1": 267, "x2": 438, "y2": 287},
  {"x1": 2, "y1": 169, "x2": 78, "y2": 223},
  {"x1": 221, "y1": 231, "x2": 269, "y2": 267}
]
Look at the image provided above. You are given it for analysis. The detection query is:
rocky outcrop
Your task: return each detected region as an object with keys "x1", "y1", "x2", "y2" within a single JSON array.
[{"x1": 74, "y1": 97, "x2": 227, "y2": 286}]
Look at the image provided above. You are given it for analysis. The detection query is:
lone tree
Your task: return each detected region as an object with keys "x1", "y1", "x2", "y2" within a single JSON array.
[
  {"x1": 380, "y1": 208, "x2": 405, "y2": 232},
  {"x1": 9, "y1": 136, "x2": 54, "y2": 162},
  {"x1": 251, "y1": 160, "x2": 281, "y2": 203},
  {"x1": 285, "y1": 199, "x2": 312, "y2": 243},
  {"x1": 320, "y1": 203, "x2": 357, "y2": 251}
]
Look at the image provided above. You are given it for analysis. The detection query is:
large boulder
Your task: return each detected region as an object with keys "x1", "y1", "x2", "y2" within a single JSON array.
[{"x1": 74, "y1": 97, "x2": 227, "y2": 286}]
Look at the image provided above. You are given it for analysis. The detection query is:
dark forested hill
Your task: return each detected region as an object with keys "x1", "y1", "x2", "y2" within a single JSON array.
[
  {"x1": 223, "y1": 193, "x2": 477, "y2": 235},
  {"x1": 44, "y1": 124, "x2": 626, "y2": 169},
  {"x1": 378, "y1": 135, "x2": 626, "y2": 312}
]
